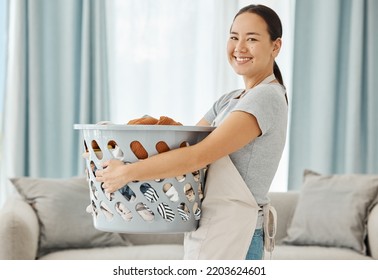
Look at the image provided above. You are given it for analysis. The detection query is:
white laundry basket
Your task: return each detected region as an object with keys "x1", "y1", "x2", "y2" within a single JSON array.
[{"x1": 74, "y1": 124, "x2": 214, "y2": 233}]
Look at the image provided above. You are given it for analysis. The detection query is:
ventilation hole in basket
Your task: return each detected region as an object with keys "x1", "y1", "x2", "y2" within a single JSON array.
[
  {"x1": 99, "y1": 183, "x2": 114, "y2": 201},
  {"x1": 140, "y1": 183, "x2": 159, "y2": 203},
  {"x1": 180, "y1": 141, "x2": 190, "y2": 148},
  {"x1": 89, "y1": 161, "x2": 97, "y2": 177},
  {"x1": 184, "y1": 183, "x2": 195, "y2": 202},
  {"x1": 155, "y1": 141, "x2": 170, "y2": 153},
  {"x1": 91, "y1": 140, "x2": 103, "y2": 160},
  {"x1": 176, "y1": 174, "x2": 186, "y2": 182},
  {"x1": 163, "y1": 183, "x2": 179, "y2": 202},
  {"x1": 83, "y1": 140, "x2": 90, "y2": 159},
  {"x1": 100, "y1": 201, "x2": 114, "y2": 221},
  {"x1": 198, "y1": 183, "x2": 204, "y2": 200},
  {"x1": 86, "y1": 200, "x2": 98, "y2": 217},
  {"x1": 90, "y1": 181, "x2": 98, "y2": 200},
  {"x1": 135, "y1": 203, "x2": 155, "y2": 221},
  {"x1": 178, "y1": 202, "x2": 190, "y2": 221},
  {"x1": 192, "y1": 170, "x2": 200, "y2": 182},
  {"x1": 157, "y1": 203, "x2": 175, "y2": 222},
  {"x1": 119, "y1": 185, "x2": 136, "y2": 202},
  {"x1": 84, "y1": 140, "x2": 89, "y2": 151},
  {"x1": 115, "y1": 202, "x2": 133, "y2": 221},
  {"x1": 130, "y1": 141, "x2": 148, "y2": 159},
  {"x1": 107, "y1": 140, "x2": 117, "y2": 149},
  {"x1": 193, "y1": 202, "x2": 201, "y2": 220},
  {"x1": 108, "y1": 140, "x2": 124, "y2": 160}
]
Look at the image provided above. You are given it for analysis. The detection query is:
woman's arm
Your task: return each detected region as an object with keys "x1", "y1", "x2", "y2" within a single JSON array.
[
  {"x1": 196, "y1": 118, "x2": 210, "y2": 126},
  {"x1": 96, "y1": 111, "x2": 261, "y2": 193}
]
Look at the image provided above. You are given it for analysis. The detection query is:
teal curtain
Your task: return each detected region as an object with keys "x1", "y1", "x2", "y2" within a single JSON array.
[
  {"x1": 288, "y1": 0, "x2": 378, "y2": 189},
  {"x1": 0, "y1": 0, "x2": 6, "y2": 118},
  {"x1": 0, "y1": 0, "x2": 109, "y2": 205}
]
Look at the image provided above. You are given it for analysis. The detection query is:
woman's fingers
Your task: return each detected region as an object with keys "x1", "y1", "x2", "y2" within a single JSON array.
[
  {"x1": 94, "y1": 159, "x2": 126, "y2": 193},
  {"x1": 95, "y1": 169, "x2": 103, "y2": 179},
  {"x1": 95, "y1": 160, "x2": 111, "y2": 178}
]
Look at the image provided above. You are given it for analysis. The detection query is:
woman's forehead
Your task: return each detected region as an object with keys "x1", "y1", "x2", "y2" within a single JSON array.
[{"x1": 231, "y1": 13, "x2": 268, "y2": 34}]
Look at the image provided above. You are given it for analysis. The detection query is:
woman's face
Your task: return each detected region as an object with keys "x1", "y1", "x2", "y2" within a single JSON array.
[{"x1": 227, "y1": 12, "x2": 281, "y2": 85}]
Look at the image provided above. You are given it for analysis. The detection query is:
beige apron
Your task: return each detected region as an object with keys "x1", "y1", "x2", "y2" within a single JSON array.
[{"x1": 184, "y1": 156, "x2": 261, "y2": 260}]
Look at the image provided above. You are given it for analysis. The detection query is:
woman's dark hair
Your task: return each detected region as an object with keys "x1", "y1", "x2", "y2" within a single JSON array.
[{"x1": 233, "y1": 4, "x2": 284, "y2": 87}]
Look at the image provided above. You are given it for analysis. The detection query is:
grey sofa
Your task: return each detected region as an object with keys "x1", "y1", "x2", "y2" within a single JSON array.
[{"x1": 0, "y1": 188, "x2": 377, "y2": 260}]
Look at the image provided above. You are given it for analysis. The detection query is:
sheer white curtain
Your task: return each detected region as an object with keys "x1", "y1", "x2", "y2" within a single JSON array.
[{"x1": 107, "y1": 0, "x2": 295, "y2": 191}]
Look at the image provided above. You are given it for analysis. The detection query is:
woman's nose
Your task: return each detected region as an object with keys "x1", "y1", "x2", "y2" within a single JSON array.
[{"x1": 234, "y1": 41, "x2": 247, "y2": 53}]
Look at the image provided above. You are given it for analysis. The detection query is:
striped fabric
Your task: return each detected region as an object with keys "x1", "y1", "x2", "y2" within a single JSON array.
[
  {"x1": 177, "y1": 208, "x2": 190, "y2": 221},
  {"x1": 194, "y1": 207, "x2": 201, "y2": 220},
  {"x1": 157, "y1": 203, "x2": 175, "y2": 222},
  {"x1": 140, "y1": 183, "x2": 159, "y2": 202}
]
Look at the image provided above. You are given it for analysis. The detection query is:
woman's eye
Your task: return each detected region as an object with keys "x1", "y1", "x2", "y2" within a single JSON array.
[
  {"x1": 247, "y1": 38, "x2": 257, "y2": 42},
  {"x1": 229, "y1": 36, "x2": 238, "y2": 40}
]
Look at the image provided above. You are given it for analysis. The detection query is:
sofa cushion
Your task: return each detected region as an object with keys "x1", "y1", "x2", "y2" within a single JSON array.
[
  {"x1": 269, "y1": 245, "x2": 372, "y2": 260},
  {"x1": 10, "y1": 176, "x2": 132, "y2": 258},
  {"x1": 283, "y1": 170, "x2": 378, "y2": 254}
]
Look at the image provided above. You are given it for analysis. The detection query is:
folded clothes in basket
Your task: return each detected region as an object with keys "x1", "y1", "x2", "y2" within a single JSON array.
[
  {"x1": 127, "y1": 115, "x2": 183, "y2": 159},
  {"x1": 127, "y1": 115, "x2": 182, "y2": 126}
]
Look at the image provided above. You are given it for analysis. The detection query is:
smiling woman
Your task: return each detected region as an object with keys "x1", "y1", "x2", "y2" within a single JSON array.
[{"x1": 98, "y1": 2, "x2": 289, "y2": 260}]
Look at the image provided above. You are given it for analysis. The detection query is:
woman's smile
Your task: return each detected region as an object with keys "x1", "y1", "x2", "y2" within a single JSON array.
[{"x1": 234, "y1": 56, "x2": 253, "y2": 64}]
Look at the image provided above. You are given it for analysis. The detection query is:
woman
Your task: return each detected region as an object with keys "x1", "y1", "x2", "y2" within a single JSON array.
[{"x1": 96, "y1": 4, "x2": 288, "y2": 260}]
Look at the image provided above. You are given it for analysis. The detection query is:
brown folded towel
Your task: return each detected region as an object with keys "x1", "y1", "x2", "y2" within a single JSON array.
[
  {"x1": 127, "y1": 116, "x2": 182, "y2": 126},
  {"x1": 127, "y1": 116, "x2": 183, "y2": 159},
  {"x1": 127, "y1": 116, "x2": 159, "y2": 125}
]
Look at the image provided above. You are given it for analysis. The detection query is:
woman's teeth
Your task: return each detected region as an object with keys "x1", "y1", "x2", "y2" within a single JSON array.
[{"x1": 235, "y1": 57, "x2": 251, "y2": 62}]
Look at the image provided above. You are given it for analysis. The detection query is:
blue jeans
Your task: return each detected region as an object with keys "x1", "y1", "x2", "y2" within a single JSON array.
[{"x1": 245, "y1": 228, "x2": 264, "y2": 260}]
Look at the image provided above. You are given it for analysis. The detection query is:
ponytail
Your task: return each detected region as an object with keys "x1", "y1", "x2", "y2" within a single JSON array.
[
  {"x1": 274, "y1": 61, "x2": 288, "y2": 104},
  {"x1": 273, "y1": 61, "x2": 284, "y2": 87}
]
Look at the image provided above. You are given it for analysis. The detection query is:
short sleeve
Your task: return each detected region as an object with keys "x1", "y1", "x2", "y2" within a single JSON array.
[
  {"x1": 232, "y1": 85, "x2": 287, "y2": 135},
  {"x1": 203, "y1": 90, "x2": 240, "y2": 124}
]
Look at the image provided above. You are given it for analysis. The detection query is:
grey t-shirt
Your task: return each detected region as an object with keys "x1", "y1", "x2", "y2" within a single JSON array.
[{"x1": 204, "y1": 83, "x2": 288, "y2": 206}]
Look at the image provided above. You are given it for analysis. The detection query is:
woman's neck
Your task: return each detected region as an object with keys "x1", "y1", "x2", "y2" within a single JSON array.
[{"x1": 243, "y1": 71, "x2": 274, "y2": 90}]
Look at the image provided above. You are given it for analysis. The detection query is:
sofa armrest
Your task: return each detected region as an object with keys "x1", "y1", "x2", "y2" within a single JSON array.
[
  {"x1": 268, "y1": 191, "x2": 299, "y2": 244},
  {"x1": 0, "y1": 196, "x2": 39, "y2": 259},
  {"x1": 367, "y1": 204, "x2": 378, "y2": 259}
]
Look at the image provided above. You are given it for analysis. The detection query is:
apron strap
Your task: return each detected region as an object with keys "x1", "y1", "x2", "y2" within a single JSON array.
[{"x1": 262, "y1": 203, "x2": 277, "y2": 260}]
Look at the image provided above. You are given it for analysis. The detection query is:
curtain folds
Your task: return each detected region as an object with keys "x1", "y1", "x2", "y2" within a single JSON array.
[
  {"x1": 288, "y1": 0, "x2": 378, "y2": 189},
  {"x1": 0, "y1": 0, "x2": 109, "y2": 207}
]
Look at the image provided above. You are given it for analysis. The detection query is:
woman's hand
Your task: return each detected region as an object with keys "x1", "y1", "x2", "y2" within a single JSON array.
[{"x1": 95, "y1": 159, "x2": 128, "y2": 193}]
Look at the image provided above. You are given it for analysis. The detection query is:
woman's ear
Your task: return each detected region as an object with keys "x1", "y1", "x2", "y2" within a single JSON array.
[{"x1": 272, "y1": 38, "x2": 282, "y2": 57}]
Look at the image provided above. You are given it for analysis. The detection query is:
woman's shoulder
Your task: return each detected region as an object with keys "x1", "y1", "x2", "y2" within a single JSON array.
[
  {"x1": 223, "y1": 89, "x2": 244, "y2": 99},
  {"x1": 252, "y1": 82, "x2": 285, "y2": 93},
  {"x1": 215, "y1": 89, "x2": 244, "y2": 104},
  {"x1": 245, "y1": 83, "x2": 286, "y2": 101}
]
